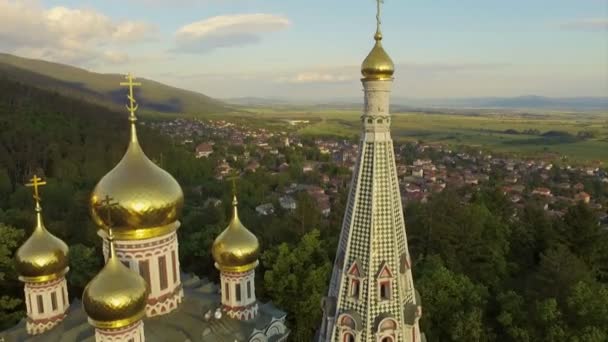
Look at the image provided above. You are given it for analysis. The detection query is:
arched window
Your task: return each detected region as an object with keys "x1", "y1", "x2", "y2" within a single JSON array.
[
  {"x1": 367, "y1": 118, "x2": 373, "y2": 124},
  {"x1": 341, "y1": 315, "x2": 356, "y2": 329},
  {"x1": 376, "y1": 262, "x2": 393, "y2": 301},
  {"x1": 381, "y1": 337, "x2": 393, "y2": 342},
  {"x1": 350, "y1": 278, "x2": 360, "y2": 298},
  {"x1": 377, "y1": 119, "x2": 383, "y2": 124},
  {"x1": 343, "y1": 332, "x2": 355, "y2": 342}
]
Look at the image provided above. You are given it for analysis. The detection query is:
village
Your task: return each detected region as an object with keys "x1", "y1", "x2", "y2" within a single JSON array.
[{"x1": 147, "y1": 118, "x2": 608, "y2": 228}]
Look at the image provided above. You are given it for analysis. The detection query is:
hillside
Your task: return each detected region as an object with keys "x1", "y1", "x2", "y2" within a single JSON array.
[{"x1": 0, "y1": 53, "x2": 230, "y2": 116}]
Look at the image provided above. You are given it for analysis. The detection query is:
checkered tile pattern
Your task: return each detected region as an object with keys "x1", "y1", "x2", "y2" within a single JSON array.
[{"x1": 325, "y1": 140, "x2": 419, "y2": 341}]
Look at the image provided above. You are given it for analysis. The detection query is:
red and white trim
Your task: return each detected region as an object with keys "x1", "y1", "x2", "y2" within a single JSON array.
[
  {"x1": 23, "y1": 277, "x2": 69, "y2": 335},
  {"x1": 102, "y1": 230, "x2": 183, "y2": 317}
]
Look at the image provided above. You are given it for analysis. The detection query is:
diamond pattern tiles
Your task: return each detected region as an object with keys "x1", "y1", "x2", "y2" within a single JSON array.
[{"x1": 328, "y1": 138, "x2": 418, "y2": 342}]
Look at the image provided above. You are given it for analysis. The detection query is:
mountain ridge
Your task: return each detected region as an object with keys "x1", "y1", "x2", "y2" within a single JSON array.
[{"x1": 0, "y1": 53, "x2": 230, "y2": 116}]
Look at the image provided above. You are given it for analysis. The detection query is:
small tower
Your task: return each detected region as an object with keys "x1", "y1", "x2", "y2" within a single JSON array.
[
  {"x1": 15, "y1": 175, "x2": 70, "y2": 335},
  {"x1": 83, "y1": 225, "x2": 148, "y2": 342},
  {"x1": 319, "y1": 1, "x2": 423, "y2": 341},
  {"x1": 212, "y1": 190, "x2": 260, "y2": 321},
  {"x1": 90, "y1": 74, "x2": 185, "y2": 317}
]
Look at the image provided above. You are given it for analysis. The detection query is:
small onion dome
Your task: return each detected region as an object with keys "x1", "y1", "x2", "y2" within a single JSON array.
[
  {"x1": 83, "y1": 235, "x2": 148, "y2": 329},
  {"x1": 361, "y1": 31, "x2": 395, "y2": 80},
  {"x1": 90, "y1": 123, "x2": 184, "y2": 241},
  {"x1": 15, "y1": 205, "x2": 69, "y2": 283},
  {"x1": 212, "y1": 196, "x2": 260, "y2": 273}
]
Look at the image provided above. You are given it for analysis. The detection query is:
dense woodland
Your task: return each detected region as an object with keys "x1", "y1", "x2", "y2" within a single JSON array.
[{"x1": 1, "y1": 78, "x2": 608, "y2": 341}]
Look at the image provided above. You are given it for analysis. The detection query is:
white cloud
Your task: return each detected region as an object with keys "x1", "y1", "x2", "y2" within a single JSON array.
[
  {"x1": 559, "y1": 18, "x2": 608, "y2": 31},
  {"x1": 278, "y1": 71, "x2": 355, "y2": 84},
  {"x1": 0, "y1": 0, "x2": 156, "y2": 65},
  {"x1": 174, "y1": 13, "x2": 290, "y2": 53}
]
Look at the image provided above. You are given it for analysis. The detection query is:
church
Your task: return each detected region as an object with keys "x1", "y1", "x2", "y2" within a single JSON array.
[
  {"x1": 1, "y1": 1, "x2": 424, "y2": 341},
  {"x1": 0, "y1": 74, "x2": 290, "y2": 342}
]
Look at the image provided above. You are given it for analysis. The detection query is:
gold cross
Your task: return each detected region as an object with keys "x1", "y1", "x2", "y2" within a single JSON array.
[
  {"x1": 119, "y1": 73, "x2": 142, "y2": 121},
  {"x1": 25, "y1": 175, "x2": 46, "y2": 203},
  {"x1": 98, "y1": 195, "x2": 119, "y2": 228},
  {"x1": 226, "y1": 171, "x2": 240, "y2": 197},
  {"x1": 376, "y1": 0, "x2": 384, "y2": 32}
]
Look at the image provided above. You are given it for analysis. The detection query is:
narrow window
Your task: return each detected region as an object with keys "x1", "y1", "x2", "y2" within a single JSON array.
[
  {"x1": 350, "y1": 279, "x2": 360, "y2": 298},
  {"x1": 63, "y1": 287, "x2": 68, "y2": 307},
  {"x1": 139, "y1": 260, "x2": 151, "y2": 286},
  {"x1": 380, "y1": 281, "x2": 391, "y2": 300},
  {"x1": 377, "y1": 119, "x2": 383, "y2": 124},
  {"x1": 236, "y1": 284, "x2": 242, "y2": 302},
  {"x1": 51, "y1": 292, "x2": 57, "y2": 311},
  {"x1": 367, "y1": 118, "x2": 373, "y2": 124},
  {"x1": 171, "y1": 250, "x2": 177, "y2": 283},
  {"x1": 158, "y1": 255, "x2": 168, "y2": 290},
  {"x1": 343, "y1": 332, "x2": 355, "y2": 342},
  {"x1": 61, "y1": 287, "x2": 66, "y2": 306},
  {"x1": 225, "y1": 282, "x2": 230, "y2": 301},
  {"x1": 247, "y1": 281, "x2": 252, "y2": 299},
  {"x1": 381, "y1": 337, "x2": 394, "y2": 342},
  {"x1": 37, "y1": 295, "x2": 44, "y2": 314}
]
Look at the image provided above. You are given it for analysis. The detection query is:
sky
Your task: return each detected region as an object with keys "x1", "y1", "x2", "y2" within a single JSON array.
[{"x1": 0, "y1": 0, "x2": 607, "y2": 100}]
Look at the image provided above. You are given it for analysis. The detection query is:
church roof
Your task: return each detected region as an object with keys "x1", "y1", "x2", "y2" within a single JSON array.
[{"x1": 0, "y1": 275, "x2": 289, "y2": 342}]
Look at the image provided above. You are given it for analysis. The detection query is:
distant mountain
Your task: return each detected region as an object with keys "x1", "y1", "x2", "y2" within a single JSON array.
[
  {"x1": 0, "y1": 53, "x2": 229, "y2": 116},
  {"x1": 391, "y1": 96, "x2": 608, "y2": 111},
  {"x1": 225, "y1": 95, "x2": 608, "y2": 112}
]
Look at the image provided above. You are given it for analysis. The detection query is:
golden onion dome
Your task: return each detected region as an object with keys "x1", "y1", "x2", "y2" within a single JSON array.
[
  {"x1": 361, "y1": 31, "x2": 395, "y2": 80},
  {"x1": 83, "y1": 233, "x2": 148, "y2": 329},
  {"x1": 90, "y1": 119, "x2": 184, "y2": 241},
  {"x1": 212, "y1": 196, "x2": 260, "y2": 273},
  {"x1": 15, "y1": 204, "x2": 69, "y2": 283}
]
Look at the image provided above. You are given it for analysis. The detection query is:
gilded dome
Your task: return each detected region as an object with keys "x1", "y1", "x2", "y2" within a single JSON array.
[
  {"x1": 361, "y1": 32, "x2": 395, "y2": 80},
  {"x1": 15, "y1": 206, "x2": 69, "y2": 283},
  {"x1": 83, "y1": 236, "x2": 148, "y2": 329},
  {"x1": 90, "y1": 124, "x2": 184, "y2": 240},
  {"x1": 212, "y1": 196, "x2": 260, "y2": 273}
]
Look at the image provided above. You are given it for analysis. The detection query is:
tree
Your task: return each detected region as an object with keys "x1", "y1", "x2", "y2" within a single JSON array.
[
  {"x1": 416, "y1": 256, "x2": 490, "y2": 341},
  {"x1": 67, "y1": 244, "x2": 103, "y2": 296},
  {"x1": 262, "y1": 230, "x2": 331, "y2": 341},
  {"x1": 0, "y1": 223, "x2": 25, "y2": 329}
]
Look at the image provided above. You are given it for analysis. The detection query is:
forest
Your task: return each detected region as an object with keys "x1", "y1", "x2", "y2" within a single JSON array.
[{"x1": 1, "y1": 77, "x2": 608, "y2": 341}]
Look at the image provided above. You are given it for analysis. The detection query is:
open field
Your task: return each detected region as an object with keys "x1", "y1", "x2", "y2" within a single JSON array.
[{"x1": 209, "y1": 108, "x2": 608, "y2": 164}]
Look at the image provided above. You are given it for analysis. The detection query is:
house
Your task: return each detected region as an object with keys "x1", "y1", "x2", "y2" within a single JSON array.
[
  {"x1": 279, "y1": 196, "x2": 297, "y2": 210},
  {"x1": 532, "y1": 187, "x2": 552, "y2": 197},
  {"x1": 195, "y1": 143, "x2": 214, "y2": 158},
  {"x1": 411, "y1": 168, "x2": 424, "y2": 178},
  {"x1": 575, "y1": 192, "x2": 591, "y2": 204},
  {"x1": 256, "y1": 203, "x2": 275, "y2": 216},
  {"x1": 303, "y1": 163, "x2": 315, "y2": 173},
  {"x1": 245, "y1": 160, "x2": 260, "y2": 173}
]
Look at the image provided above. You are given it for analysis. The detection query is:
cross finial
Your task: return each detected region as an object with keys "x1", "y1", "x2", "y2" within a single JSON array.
[
  {"x1": 98, "y1": 195, "x2": 119, "y2": 228},
  {"x1": 119, "y1": 73, "x2": 142, "y2": 122},
  {"x1": 25, "y1": 175, "x2": 46, "y2": 210},
  {"x1": 226, "y1": 171, "x2": 240, "y2": 205},
  {"x1": 375, "y1": 0, "x2": 384, "y2": 40}
]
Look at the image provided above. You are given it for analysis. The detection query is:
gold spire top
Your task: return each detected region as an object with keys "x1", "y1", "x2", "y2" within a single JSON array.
[
  {"x1": 83, "y1": 196, "x2": 148, "y2": 329},
  {"x1": 211, "y1": 180, "x2": 260, "y2": 273},
  {"x1": 90, "y1": 74, "x2": 184, "y2": 240},
  {"x1": 361, "y1": 0, "x2": 395, "y2": 80},
  {"x1": 375, "y1": 0, "x2": 383, "y2": 40},
  {"x1": 15, "y1": 175, "x2": 69, "y2": 283}
]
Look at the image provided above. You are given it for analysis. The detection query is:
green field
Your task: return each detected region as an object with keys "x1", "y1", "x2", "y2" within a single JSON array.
[{"x1": 214, "y1": 108, "x2": 608, "y2": 165}]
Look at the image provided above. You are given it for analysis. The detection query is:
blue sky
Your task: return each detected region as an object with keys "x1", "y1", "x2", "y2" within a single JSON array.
[{"x1": 1, "y1": 0, "x2": 607, "y2": 99}]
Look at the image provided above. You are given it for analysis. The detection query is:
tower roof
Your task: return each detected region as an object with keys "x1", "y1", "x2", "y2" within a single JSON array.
[
  {"x1": 82, "y1": 229, "x2": 148, "y2": 329},
  {"x1": 361, "y1": 0, "x2": 395, "y2": 80},
  {"x1": 90, "y1": 74, "x2": 184, "y2": 241},
  {"x1": 15, "y1": 176, "x2": 69, "y2": 283},
  {"x1": 212, "y1": 195, "x2": 260, "y2": 273}
]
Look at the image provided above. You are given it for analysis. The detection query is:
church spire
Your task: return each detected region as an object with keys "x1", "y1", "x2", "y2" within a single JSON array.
[{"x1": 319, "y1": 1, "x2": 423, "y2": 340}]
